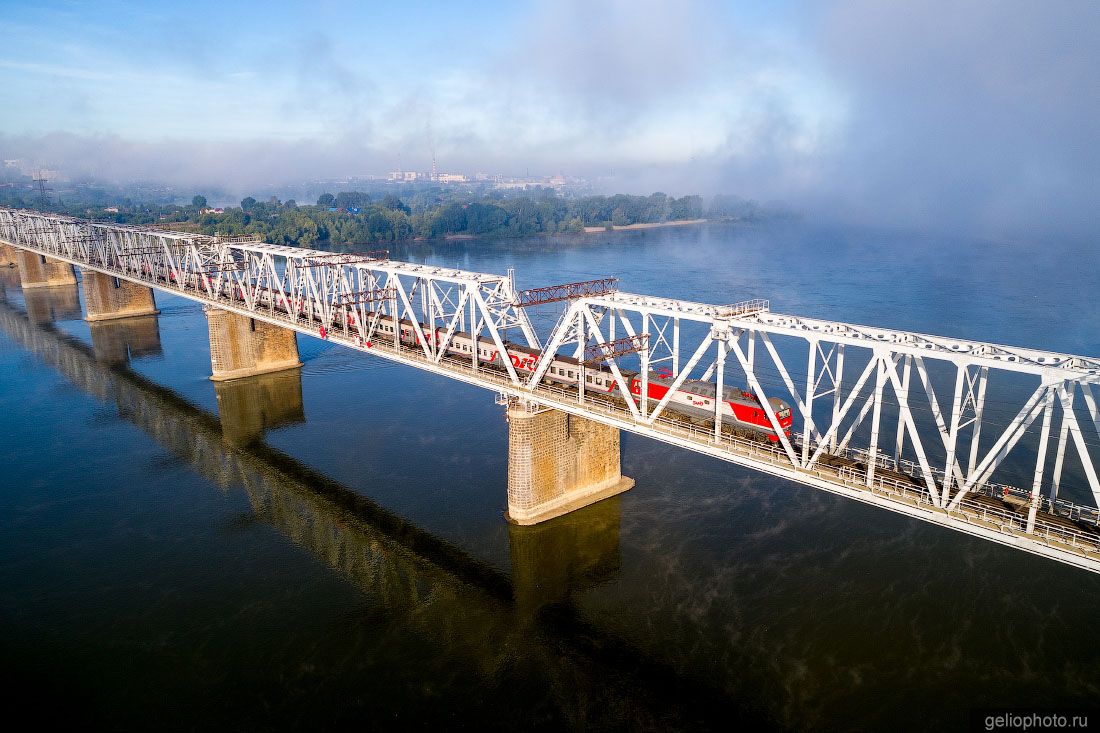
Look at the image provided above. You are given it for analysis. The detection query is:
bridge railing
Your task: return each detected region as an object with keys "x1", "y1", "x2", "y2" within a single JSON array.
[
  {"x1": 833, "y1": 466, "x2": 1100, "y2": 556},
  {"x1": 716, "y1": 299, "x2": 770, "y2": 318}
]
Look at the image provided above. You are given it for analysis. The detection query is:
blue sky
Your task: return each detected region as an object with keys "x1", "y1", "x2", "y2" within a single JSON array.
[
  {"x1": 0, "y1": 1, "x2": 831, "y2": 169},
  {"x1": 1, "y1": 1, "x2": 1097, "y2": 238}
]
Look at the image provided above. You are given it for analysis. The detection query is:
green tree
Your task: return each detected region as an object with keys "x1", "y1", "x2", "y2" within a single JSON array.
[
  {"x1": 381, "y1": 194, "x2": 411, "y2": 214},
  {"x1": 465, "y1": 202, "x2": 509, "y2": 234},
  {"x1": 191, "y1": 195, "x2": 207, "y2": 209},
  {"x1": 240, "y1": 196, "x2": 257, "y2": 211},
  {"x1": 334, "y1": 191, "x2": 368, "y2": 210},
  {"x1": 430, "y1": 202, "x2": 467, "y2": 236},
  {"x1": 316, "y1": 193, "x2": 335, "y2": 208}
]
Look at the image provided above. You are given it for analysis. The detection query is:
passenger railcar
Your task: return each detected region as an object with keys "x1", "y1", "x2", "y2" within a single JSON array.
[{"x1": 361, "y1": 313, "x2": 794, "y2": 442}]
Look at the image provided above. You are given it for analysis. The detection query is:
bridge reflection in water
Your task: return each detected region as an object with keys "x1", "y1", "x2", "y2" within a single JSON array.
[{"x1": 0, "y1": 281, "x2": 763, "y2": 728}]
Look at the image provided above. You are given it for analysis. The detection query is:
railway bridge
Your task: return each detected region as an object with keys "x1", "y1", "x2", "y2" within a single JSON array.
[{"x1": 3, "y1": 207, "x2": 1100, "y2": 574}]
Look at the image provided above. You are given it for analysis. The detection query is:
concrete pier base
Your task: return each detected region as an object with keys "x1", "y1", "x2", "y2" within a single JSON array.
[
  {"x1": 205, "y1": 306, "x2": 302, "y2": 381},
  {"x1": 0, "y1": 243, "x2": 18, "y2": 268},
  {"x1": 506, "y1": 404, "x2": 634, "y2": 525},
  {"x1": 16, "y1": 250, "x2": 77, "y2": 289},
  {"x1": 82, "y1": 270, "x2": 159, "y2": 321}
]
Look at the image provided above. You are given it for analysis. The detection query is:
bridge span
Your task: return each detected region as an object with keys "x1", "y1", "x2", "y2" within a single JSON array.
[{"x1": 3, "y1": 207, "x2": 1100, "y2": 575}]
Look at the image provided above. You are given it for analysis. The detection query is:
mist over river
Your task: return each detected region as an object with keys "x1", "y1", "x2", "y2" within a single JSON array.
[{"x1": 2, "y1": 221, "x2": 1098, "y2": 730}]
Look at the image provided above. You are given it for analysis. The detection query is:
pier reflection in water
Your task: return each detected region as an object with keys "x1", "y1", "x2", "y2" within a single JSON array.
[
  {"x1": 215, "y1": 371, "x2": 305, "y2": 445},
  {"x1": 0, "y1": 285, "x2": 759, "y2": 729},
  {"x1": 22, "y1": 282, "x2": 82, "y2": 324},
  {"x1": 89, "y1": 316, "x2": 163, "y2": 364},
  {"x1": 509, "y1": 498, "x2": 622, "y2": 617}
]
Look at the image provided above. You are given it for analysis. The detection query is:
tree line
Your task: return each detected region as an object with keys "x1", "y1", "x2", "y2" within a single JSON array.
[{"x1": 0, "y1": 187, "x2": 781, "y2": 248}]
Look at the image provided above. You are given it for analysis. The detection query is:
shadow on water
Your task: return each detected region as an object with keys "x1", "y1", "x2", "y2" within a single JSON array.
[{"x1": 0, "y1": 283, "x2": 779, "y2": 730}]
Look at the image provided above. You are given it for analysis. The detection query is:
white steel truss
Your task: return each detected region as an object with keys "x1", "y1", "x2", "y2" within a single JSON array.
[{"x1": 4, "y1": 207, "x2": 1100, "y2": 575}]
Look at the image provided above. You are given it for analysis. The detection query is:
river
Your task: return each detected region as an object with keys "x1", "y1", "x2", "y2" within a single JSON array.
[{"x1": 1, "y1": 221, "x2": 1098, "y2": 730}]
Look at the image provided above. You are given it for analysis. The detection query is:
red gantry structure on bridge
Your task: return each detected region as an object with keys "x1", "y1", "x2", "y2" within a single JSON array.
[{"x1": 3, "y1": 207, "x2": 1100, "y2": 574}]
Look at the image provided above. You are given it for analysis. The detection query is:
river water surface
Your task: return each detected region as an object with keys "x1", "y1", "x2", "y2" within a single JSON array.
[{"x1": 1, "y1": 221, "x2": 1098, "y2": 730}]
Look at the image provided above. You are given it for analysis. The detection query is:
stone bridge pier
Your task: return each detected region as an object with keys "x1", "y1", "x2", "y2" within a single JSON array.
[
  {"x1": 1, "y1": 243, "x2": 18, "y2": 268},
  {"x1": 204, "y1": 307, "x2": 302, "y2": 381},
  {"x1": 506, "y1": 401, "x2": 634, "y2": 525},
  {"x1": 82, "y1": 270, "x2": 159, "y2": 321},
  {"x1": 14, "y1": 249, "x2": 77, "y2": 288}
]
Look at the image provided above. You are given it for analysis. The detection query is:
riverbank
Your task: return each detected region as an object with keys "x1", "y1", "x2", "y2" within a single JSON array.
[{"x1": 583, "y1": 218, "x2": 709, "y2": 234}]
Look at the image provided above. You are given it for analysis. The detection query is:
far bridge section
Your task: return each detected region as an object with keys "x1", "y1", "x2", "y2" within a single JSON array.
[{"x1": 2, "y1": 207, "x2": 1100, "y2": 574}]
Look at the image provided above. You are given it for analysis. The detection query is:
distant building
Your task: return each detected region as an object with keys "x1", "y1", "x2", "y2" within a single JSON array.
[
  {"x1": 436, "y1": 173, "x2": 467, "y2": 183},
  {"x1": 200, "y1": 207, "x2": 224, "y2": 215},
  {"x1": 388, "y1": 170, "x2": 420, "y2": 182},
  {"x1": 103, "y1": 206, "x2": 119, "y2": 213}
]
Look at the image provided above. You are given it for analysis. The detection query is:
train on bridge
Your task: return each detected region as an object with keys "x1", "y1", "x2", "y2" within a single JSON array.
[{"x1": 361, "y1": 314, "x2": 795, "y2": 442}]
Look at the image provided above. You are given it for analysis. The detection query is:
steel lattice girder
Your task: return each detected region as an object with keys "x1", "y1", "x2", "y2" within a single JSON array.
[{"x1": 525, "y1": 291, "x2": 1100, "y2": 515}]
